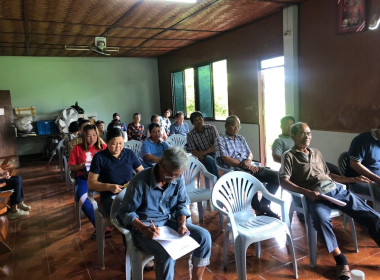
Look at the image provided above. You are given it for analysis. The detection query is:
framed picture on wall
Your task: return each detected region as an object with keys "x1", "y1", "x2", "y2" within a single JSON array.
[{"x1": 338, "y1": 0, "x2": 366, "y2": 33}]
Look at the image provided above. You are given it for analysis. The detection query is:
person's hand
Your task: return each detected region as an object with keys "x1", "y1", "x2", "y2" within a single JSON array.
[
  {"x1": 141, "y1": 223, "x2": 160, "y2": 239},
  {"x1": 353, "y1": 175, "x2": 372, "y2": 183},
  {"x1": 248, "y1": 164, "x2": 259, "y2": 174},
  {"x1": 177, "y1": 223, "x2": 189, "y2": 236},
  {"x1": 3, "y1": 171, "x2": 10, "y2": 180},
  {"x1": 305, "y1": 190, "x2": 321, "y2": 202},
  {"x1": 198, "y1": 155, "x2": 204, "y2": 161},
  {"x1": 109, "y1": 184, "x2": 123, "y2": 194}
]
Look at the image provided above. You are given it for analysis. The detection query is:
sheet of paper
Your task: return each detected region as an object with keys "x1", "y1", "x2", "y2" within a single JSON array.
[
  {"x1": 153, "y1": 226, "x2": 199, "y2": 260},
  {"x1": 321, "y1": 194, "x2": 347, "y2": 207}
]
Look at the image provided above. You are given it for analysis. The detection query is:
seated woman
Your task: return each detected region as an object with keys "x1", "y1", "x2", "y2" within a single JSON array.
[
  {"x1": 146, "y1": 114, "x2": 167, "y2": 141},
  {"x1": 87, "y1": 128, "x2": 144, "y2": 218},
  {"x1": 68, "y1": 124, "x2": 107, "y2": 239},
  {"x1": 142, "y1": 123, "x2": 170, "y2": 168},
  {"x1": 0, "y1": 168, "x2": 31, "y2": 220},
  {"x1": 127, "y1": 113, "x2": 146, "y2": 141}
]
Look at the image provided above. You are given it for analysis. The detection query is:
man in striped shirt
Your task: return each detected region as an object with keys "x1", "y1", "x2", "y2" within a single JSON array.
[
  {"x1": 215, "y1": 115, "x2": 280, "y2": 218},
  {"x1": 187, "y1": 111, "x2": 219, "y2": 179}
]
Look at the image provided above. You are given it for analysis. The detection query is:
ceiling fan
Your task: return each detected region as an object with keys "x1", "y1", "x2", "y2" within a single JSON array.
[{"x1": 65, "y1": 36, "x2": 119, "y2": 56}]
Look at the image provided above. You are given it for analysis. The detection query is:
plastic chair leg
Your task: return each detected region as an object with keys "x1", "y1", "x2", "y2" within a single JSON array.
[
  {"x1": 197, "y1": 201, "x2": 204, "y2": 221},
  {"x1": 234, "y1": 237, "x2": 248, "y2": 280},
  {"x1": 223, "y1": 229, "x2": 230, "y2": 268},
  {"x1": 286, "y1": 233, "x2": 298, "y2": 279}
]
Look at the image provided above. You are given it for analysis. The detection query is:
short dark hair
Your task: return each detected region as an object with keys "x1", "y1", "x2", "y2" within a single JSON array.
[
  {"x1": 280, "y1": 115, "x2": 295, "y2": 127},
  {"x1": 163, "y1": 108, "x2": 172, "y2": 115},
  {"x1": 190, "y1": 111, "x2": 203, "y2": 124},
  {"x1": 149, "y1": 123, "x2": 160, "y2": 133},
  {"x1": 106, "y1": 127, "x2": 123, "y2": 142},
  {"x1": 96, "y1": 120, "x2": 104, "y2": 126},
  {"x1": 290, "y1": 122, "x2": 307, "y2": 136},
  {"x1": 113, "y1": 113, "x2": 119, "y2": 118},
  {"x1": 68, "y1": 121, "x2": 80, "y2": 133},
  {"x1": 151, "y1": 114, "x2": 159, "y2": 122},
  {"x1": 133, "y1": 113, "x2": 140, "y2": 117}
]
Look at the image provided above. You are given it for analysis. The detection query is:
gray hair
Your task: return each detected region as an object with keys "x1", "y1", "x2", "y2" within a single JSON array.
[
  {"x1": 161, "y1": 146, "x2": 189, "y2": 170},
  {"x1": 225, "y1": 115, "x2": 240, "y2": 127},
  {"x1": 290, "y1": 122, "x2": 308, "y2": 136}
]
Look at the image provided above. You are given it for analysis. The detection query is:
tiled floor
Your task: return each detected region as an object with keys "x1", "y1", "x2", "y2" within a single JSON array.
[{"x1": 1, "y1": 158, "x2": 380, "y2": 279}]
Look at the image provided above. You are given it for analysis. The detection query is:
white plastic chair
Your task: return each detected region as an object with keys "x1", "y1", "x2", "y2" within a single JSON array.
[
  {"x1": 88, "y1": 189, "x2": 112, "y2": 269},
  {"x1": 287, "y1": 182, "x2": 358, "y2": 268},
  {"x1": 124, "y1": 140, "x2": 143, "y2": 159},
  {"x1": 183, "y1": 157, "x2": 224, "y2": 230},
  {"x1": 338, "y1": 152, "x2": 378, "y2": 212},
  {"x1": 110, "y1": 188, "x2": 154, "y2": 280},
  {"x1": 211, "y1": 171, "x2": 298, "y2": 280},
  {"x1": 166, "y1": 134, "x2": 187, "y2": 149}
]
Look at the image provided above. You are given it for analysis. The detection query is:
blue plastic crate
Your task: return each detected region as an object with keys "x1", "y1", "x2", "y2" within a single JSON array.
[{"x1": 36, "y1": 120, "x2": 58, "y2": 135}]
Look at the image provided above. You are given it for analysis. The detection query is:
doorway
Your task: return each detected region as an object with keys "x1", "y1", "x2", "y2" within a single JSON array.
[{"x1": 259, "y1": 56, "x2": 285, "y2": 170}]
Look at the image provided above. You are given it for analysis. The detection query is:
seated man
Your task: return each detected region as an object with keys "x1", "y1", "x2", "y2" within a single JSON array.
[
  {"x1": 272, "y1": 115, "x2": 295, "y2": 163},
  {"x1": 141, "y1": 123, "x2": 170, "y2": 168},
  {"x1": 280, "y1": 122, "x2": 380, "y2": 280},
  {"x1": 347, "y1": 125, "x2": 380, "y2": 200},
  {"x1": 187, "y1": 111, "x2": 219, "y2": 178},
  {"x1": 107, "y1": 112, "x2": 127, "y2": 132},
  {"x1": 169, "y1": 111, "x2": 189, "y2": 136},
  {"x1": 215, "y1": 115, "x2": 280, "y2": 218},
  {"x1": 118, "y1": 147, "x2": 211, "y2": 280}
]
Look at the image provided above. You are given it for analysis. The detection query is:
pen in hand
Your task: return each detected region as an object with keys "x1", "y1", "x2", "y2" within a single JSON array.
[{"x1": 150, "y1": 220, "x2": 156, "y2": 229}]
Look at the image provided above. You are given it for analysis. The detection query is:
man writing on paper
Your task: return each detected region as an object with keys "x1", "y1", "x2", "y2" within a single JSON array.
[
  {"x1": 280, "y1": 122, "x2": 380, "y2": 280},
  {"x1": 118, "y1": 147, "x2": 211, "y2": 280}
]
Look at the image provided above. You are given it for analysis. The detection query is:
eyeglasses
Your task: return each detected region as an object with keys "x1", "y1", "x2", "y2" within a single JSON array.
[
  {"x1": 162, "y1": 165, "x2": 182, "y2": 180},
  {"x1": 298, "y1": 132, "x2": 312, "y2": 137}
]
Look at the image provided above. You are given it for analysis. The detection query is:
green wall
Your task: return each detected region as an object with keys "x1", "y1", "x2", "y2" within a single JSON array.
[{"x1": 0, "y1": 56, "x2": 160, "y2": 155}]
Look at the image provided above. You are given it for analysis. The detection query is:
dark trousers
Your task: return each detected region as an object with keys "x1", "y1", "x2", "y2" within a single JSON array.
[
  {"x1": 249, "y1": 167, "x2": 279, "y2": 209},
  {"x1": 0, "y1": 176, "x2": 24, "y2": 205},
  {"x1": 306, "y1": 185, "x2": 380, "y2": 253}
]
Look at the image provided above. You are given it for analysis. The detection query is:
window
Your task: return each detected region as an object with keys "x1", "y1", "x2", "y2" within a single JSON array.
[{"x1": 171, "y1": 59, "x2": 228, "y2": 120}]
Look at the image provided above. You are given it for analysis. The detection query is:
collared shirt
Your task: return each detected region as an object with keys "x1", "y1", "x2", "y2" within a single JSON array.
[
  {"x1": 215, "y1": 134, "x2": 251, "y2": 169},
  {"x1": 127, "y1": 122, "x2": 146, "y2": 141},
  {"x1": 141, "y1": 138, "x2": 170, "y2": 167},
  {"x1": 279, "y1": 147, "x2": 336, "y2": 194},
  {"x1": 160, "y1": 116, "x2": 171, "y2": 134},
  {"x1": 272, "y1": 135, "x2": 293, "y2": 156},
  {"x1": 348, "y1": 129, "x2": 380, "y2": 176},
  {"x1": 186, "y1": 124, "x2": 219, "y2": 155},
  {"x1": 90, "y1": 147, "x2": 142, "y2": 202},
  {"x1": 118, "y1": 166, "x2": 191, "y2": 227},
  {"x1": 169, "y1": 122, "x2": 189, "y2": 136}
]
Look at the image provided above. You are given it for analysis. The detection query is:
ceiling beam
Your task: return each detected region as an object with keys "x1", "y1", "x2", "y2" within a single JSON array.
[{"x1": 22, "y1": 0, "x2": 30, "y2": 56}]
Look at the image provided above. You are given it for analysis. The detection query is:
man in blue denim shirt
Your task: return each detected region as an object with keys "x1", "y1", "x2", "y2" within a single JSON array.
[{"x1": 118, "y1": 147, "x2": 211, "y2": 280}]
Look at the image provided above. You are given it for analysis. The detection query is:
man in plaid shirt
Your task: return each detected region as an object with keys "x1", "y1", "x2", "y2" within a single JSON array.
[
  {"x1": 215, "y1": 115, "x2": 280, "y2": 218},
  {"x1": 187, "y1": 111, "x2": 219, "y2": 179}
]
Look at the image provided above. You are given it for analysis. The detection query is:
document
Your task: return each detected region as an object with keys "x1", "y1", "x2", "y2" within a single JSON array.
[
  {"x1": 153, "y1": 226, "x2": 200, "y2": 260},
  {"x1": 321, "y1": 194, "x2": 347, "y2": 207}
]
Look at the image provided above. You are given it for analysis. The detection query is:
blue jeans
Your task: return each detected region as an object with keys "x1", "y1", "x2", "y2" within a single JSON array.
[
  {"x1": 202, "y1": 154, "x2": 219, "y2": 179},
  {"x1": 0, "y1": 176, "x2": 24, "y2": 205},
  {"x1": 75, "y1": 177, "x2": 95, "y2": 227},
  {"x1": 131, "y1": 220, "x2": 211, "y2": 280},
  {"x1": 305, "y1": 185, "x2": 380, "y2": 253}
]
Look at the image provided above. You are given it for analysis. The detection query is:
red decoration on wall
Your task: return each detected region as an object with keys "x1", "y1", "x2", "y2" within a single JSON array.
[{"x1": 338, "y1": 0, "x2": 366, "y2": 33}]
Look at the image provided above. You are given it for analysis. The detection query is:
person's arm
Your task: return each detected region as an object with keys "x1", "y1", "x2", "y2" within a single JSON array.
[
  {"x1": 87, "y1": 172, "x2": 123, "y2": 193},
  {"x1": 131, "y1": 217, "x2": 160, "y2": 239},
  {"x1": 68, "y1": 146, "x2": 85, "y2": 173},
  {"x1": 177, "y1": 215, "x2": 188, "y2": 236},
  {"x1": 350, "y1": 159, "x2": 380, "y2": 185},
  {"x1": 280, "y1": 176, "x2": 321, "y2": 202},
  {"x1": 271, "y1": 138, "x2": 283, "y2": 163},
  {"x1": 273, "y1": 154, "x2": 282, "y2": 163},
  {"x1": 144, "y1": 154, "x2": 161, "y2": 164}
]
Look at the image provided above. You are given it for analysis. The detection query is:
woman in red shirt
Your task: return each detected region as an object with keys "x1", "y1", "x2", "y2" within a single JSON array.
[{"x1": 68, "y1": 124, "x2": 107, "y2": 238}]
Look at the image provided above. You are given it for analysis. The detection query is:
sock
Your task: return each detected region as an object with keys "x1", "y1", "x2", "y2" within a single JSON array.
[
  {"x1": 334, "y1": 253, "x2": 350, "y2": 280},
  {"x1": 334, "y1": 253, "x2": 348, "y2": 265}
]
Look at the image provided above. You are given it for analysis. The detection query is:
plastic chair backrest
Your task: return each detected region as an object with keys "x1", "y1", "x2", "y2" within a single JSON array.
[
  {"x1": 212, "y1": 171, "x2": 264, "y2": 216},
  {"x1": 166, "y1": 134, "x2": 187, "y2": 148},
  {"x1": 125, "y1": 140, "x2": 143, "y2": 157}
]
